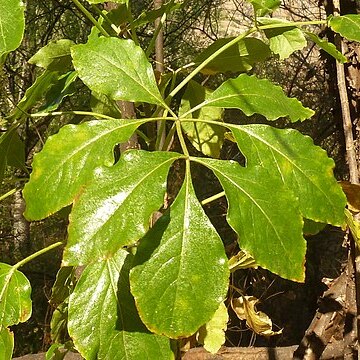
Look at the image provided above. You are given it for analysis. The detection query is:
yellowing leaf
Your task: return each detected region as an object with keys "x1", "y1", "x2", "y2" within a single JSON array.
[
  {"x1": 345, "y1": 209, "x2": 360, "y2": 250},
  {"x1": 228, "y1": 250, "x2": 258, "y2": 272},
  {"x1": 197, "y1": 302, "x2": 228, "y2": 354},
  {"x1": 231, "y1": 296, "x2": 282, "y2": 336}
]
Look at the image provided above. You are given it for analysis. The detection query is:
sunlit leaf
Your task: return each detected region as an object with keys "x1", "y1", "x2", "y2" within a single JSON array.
[
  {"x1": 194, "y1": 37, "x2": 271, "y2": 74},
  {"x1": 205, "y1": 74, "x2": 314, "y2": 122},
  {"x1": 0, "y1": 263, "x2": 32, "y2": 328},
  {"x1": 197, "y1": 302, "x2": 228, "y2": 354},
  {"x1": 228, "y1": 250, "x2": 258, "y2": 272},
  {"x1": 68, "y1": 249, "x2": 173, "y2": 359},
  {"x1": 130, "y1": 171, "x2": 229, "y2": 338},
  {"x1": 0, "y1": 327, "x2": 13, "y2": 360},
  {"x1": 179, "y1": 81, "x2": 224, "y2": 158},
  {"x1": 329, "y1": 15, "x2": 360, "y2": 42},
  {"x1": 230, "y1": 124, "x2": 347, "y2": 226},
  {"x1": 29, "y1": 39, "x2": 75, "y2": 71},
  {"x1": 0, "y1": 0, "x2": 25, "y2": 63},
  {"x1": 195, "y1": 159, "x2": 305, "y2": 281},
  {"x1": 23, "y1": 118, "x2": 147, "y2": 220},
  {"x1": 63, "y1": 150, "x2": 181, "y2": 266},
  {"x1": 71, "y1": 37, "x2": 166, "y2": 107},
  {"x1": 259, "y1": 17, "x2": 307, "y2": 59},
  {"x1": 306, "y1": 32, "x2": 347, "y2": 63},
  {"x1": 231, "y1": 296, "x2": 282, "y2": 336},
  {"x1": 248, "y1": 0, "x2": 281, "y2": 16}
]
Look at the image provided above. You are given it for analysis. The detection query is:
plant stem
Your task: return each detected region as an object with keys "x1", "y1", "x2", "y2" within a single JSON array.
[
  {"x1": 72, "y1": 0, "x2": 110, "y2": 37},
  {"x1": 0, "y1": 188, "x2": 17, "y2": 202},
  {"x1": 176, "y1": 121, "x2": 189, "y2": 157},
  {"x1": 13, "y1": 241, "x2": 63, "y2": 271},
  {"x1": 201, "y1": 191, "x2": 225, "y2": 206}
]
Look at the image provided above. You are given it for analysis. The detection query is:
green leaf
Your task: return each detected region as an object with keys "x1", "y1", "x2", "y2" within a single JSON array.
[
  {"x1": 0, "y1": 263, "x2": 32, "y2": 328},
  {"x1": 71, "y1": 37, "x2": 166, "y2": 107},
  {"x1": 247, "y1": 0, "x2": 281, "y2": 16},
  {"x1": 194, "y1": 37, "x2": 271, "y2": 74},
  {"x1": 303, "y1": 219, "x2": 326, "y2": 236},
  {"x1": 306, "y1": 32, "x2": 347, "y2": 63},
  {"x1": 39, "y1": 71, "x2": 78, "y2": 112},
  {"x1": 0, "y1": 126, "x2": 25, "y2": 183},
  {"x1": 230, "y1": 124, "x2": 346, "y2": 226},
  {"x1": 63, "y1": 150, "x2": 181, "y2": 266},
  {"x1": 0, "y1": 0, "x2": 25, "y2": 63},
  {"x1": 0, "y1": 327, "x2": 13, "y2": 360},
  {"x1": 23, "y1": 118, "x2": 146, "y2": 220},
  {"x1": 86, "y1": 0, "x2": 126, "y2": 3},
  {"x1": 259, "y1": 18, "x2": 307, "y2": 59},
  {"x1": 329, "y1": 15, "x2": 360, "y2": 42},
  {"x1": 68, "y1": 249, "x2": 173, "y2": 360},
  {"x1": 179, "y1": 81, "x2": 224, "y2": 158},
  {"x1": 130, "y1": 171, "x2": 229, "y2": 338},
  {"x1": 7, "y1": 70, "x2": 63, "y2": 122},
  {"x1": 205, "y1": 74, "x2": 314, "y2": 122},
  {"x1": 197, "y1": 302, "x2": 228, "y2": 354},
  {"x1": 90, "y1": 91, "x2": 122, "y2": 119},
  {"x1": 195, "y1": 160, "x2": 305, "y2": 281},
  {"x1": 28, "y1": 39, "x2": 75, "y2": 71}
]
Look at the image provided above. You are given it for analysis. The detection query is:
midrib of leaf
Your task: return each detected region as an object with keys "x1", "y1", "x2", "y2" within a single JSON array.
[
  {"x1": 236, "y1": 126, "x2": 335, "y2": 207},
  {"x1": 40, "y1": 119, "x2": 146, "y2": 187},
  {"x1": 0, "y1": 270, "x2": 14, "y2": 326},
  {"x1": 194, "y1": 159, "x2": 287, "y2": 255}
]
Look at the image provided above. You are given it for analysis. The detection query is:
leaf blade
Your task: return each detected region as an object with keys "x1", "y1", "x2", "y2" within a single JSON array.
[
  {"x1": 64, "y1": 150, "x2": 181, "y2": 266},
  {"x1": 206, "y1": 74, "x2": 314, "y2": 122},
  {"x1": 329, "y1": 15, "x2": 360, "y2": 42},
  {"x1": 23, "y1": 119, "x2": 145, "y2": 220},
  {"x1": 130, "y1": 172, "x2": 229, "y2": 338},
  {"x1": 71, "y1": 37, "x2": 165, "y2": 106}
]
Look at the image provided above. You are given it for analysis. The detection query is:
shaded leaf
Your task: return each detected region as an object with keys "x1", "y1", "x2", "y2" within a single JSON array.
[
  {"x1": 340, "y1": 181, "x2": 360, "y2": 212},
  {"x1": 29, "y1": 39, "x2": 75, "y2": 71},
  {"x1": 197, "y1": 302, "x2": 228, "y2": 354},
  {"x1": 329, "y1": 15, "x2": 360, "y2": 42},
  {"x1": 205, "y1": 74, "x2": 314, "y2": 122},
  {"x1": 130, "y1": 171, "x2": 229, "y2": 338},
  {"x1": 228, "y1": 250, "x2": 258, "y2": 272},
  {"x1": 45, "y1": 343, "x2": 68, "y2": 360},
  {"x1": 194, "y1": 37, "x2": 271, "y2": 74},
  {"x1": 345, "y1": 209, "x2": 360, "y2": 250},
  {"x1": 86, "y1": 0, "x2": 126, "y2": 3},
  {"x1": 306, "y1": 32, "x2": 347, "y2": 63},
  {"x1": 248, "y1": 0, "x2": 281, "y2": 16},
  {"x1": 0, "y1": 126, "x2": 25, "y2": 183},
  {"x1": 90, "y1": 91, "x2": 122, "y2": 119},
  {"x1": 0, "y1": 327, "x2": 13, "y2": 360},
  {"x1": 230, "y1": 124, "x2": 347, "y2": 226},
  {"x1": 259, "y1": 18, "x2": 307, "y2": 59},
  {"x1": 195, "y1": 160, "x2": 305, "y2": 281},
  {"x1": 179, "y1": 81, "x2": 224, "y2": 158},
  {"x1": 68, "y1": 249, "x2": 173, "y2": 359},
  {"x1": 303, "y1": 219, "x2": 326, "y2": 236},
  {"x1": 0, "y1": 0, "x2": 25, "y2": 63},
  {"x1": 71, "y1": 37, "x2": 166, "y2": 106},
  {"x1": 23, "y1": 118, "x2": 146, "y2": 220},
  {"x1": 0, "y1": 263, "x2": 32, "y2": 328},
  {"x1": 50, "y1": 303, "x2": 69, "y2": 346},
  {"x1": 231, "y1": 296, "x2": 282, "y2": 336},
  {"x1": 39, "y1": 71, "x2": 78, "y2": 112},
  {"x1": 64, "y1": 150, "x2": 181, "y2": 266},
  {"x1": 50, "y1": 267, "x2": 76, "y2": 307},
  {"x1": 7, "y1": 70, "x2": 63, "y2": 122}
]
